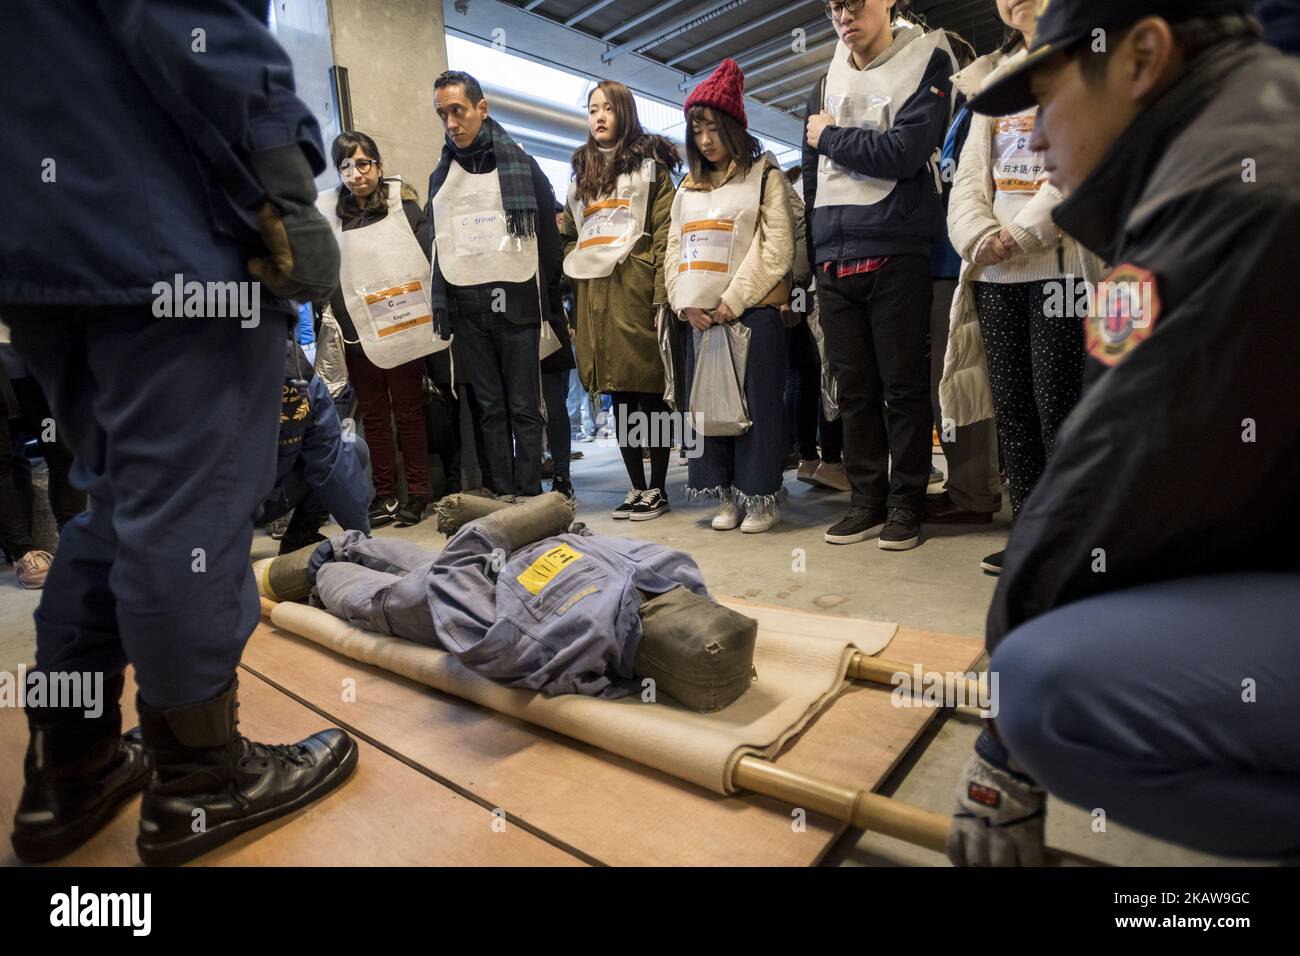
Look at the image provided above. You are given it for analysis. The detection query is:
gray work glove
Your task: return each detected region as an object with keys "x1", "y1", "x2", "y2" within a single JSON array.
[
  {"x1": 246, "y1": 144, "x2": 340, "y2": 303},
  {"x1": 947, "y1": 734, "x2": 1046, "y2": 867}
]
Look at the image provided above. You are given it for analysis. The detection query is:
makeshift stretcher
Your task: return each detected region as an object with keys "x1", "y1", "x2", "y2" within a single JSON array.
[{"x1": 258, "y1": 591, "x2": 981, "y2": 855}]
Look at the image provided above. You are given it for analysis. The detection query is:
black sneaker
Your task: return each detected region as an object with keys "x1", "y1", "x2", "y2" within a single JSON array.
[
  {"x1": 369, "y1": 495, "x2": 399, "y2": 527},
  {"x1": 879, "y1": 507, "x2": 922, "y2": 551},
  {"x1": 551, "y1": 475, "x2": 575, "y2": 500},
  {"x1": 630, "y1": 488, "x2": 669, "y2": 521},
  {"x1": 611, "y1": 489, "x2": 642, "y2": 519},
  {"x1": 980, "y1": 550, "x2": 1005, "y2": 575},
  {"x1": 396, "y1": 495, "x2": 427, "y2": 527},
  {"x1": 824, "y1": 506, "x2": 887, "y2": 545}
]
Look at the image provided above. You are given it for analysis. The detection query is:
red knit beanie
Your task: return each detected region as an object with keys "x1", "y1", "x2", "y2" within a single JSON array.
[{"x1": 683, "y1": 58, "x2": 747, "y2": 128}]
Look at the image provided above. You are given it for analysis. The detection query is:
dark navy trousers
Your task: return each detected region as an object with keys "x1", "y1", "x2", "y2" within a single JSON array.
[
  {"x1": 6, "y1": 304, "x2": 288, "y2": 708},
  {"x1": 993, "y1": 572, "x2": 1300, "y2": 859}
]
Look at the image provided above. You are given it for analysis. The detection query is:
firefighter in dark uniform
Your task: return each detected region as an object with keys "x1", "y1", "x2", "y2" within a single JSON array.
[
  {"x1": 256, "y1": 339, "x2": 373, "y2": 556},
  {"x1": 945, "y1": 0, "x2": 1300, "y2": 864},
  {"x1": 4, "y1": 0, "x2": 359, "y2": 865}
]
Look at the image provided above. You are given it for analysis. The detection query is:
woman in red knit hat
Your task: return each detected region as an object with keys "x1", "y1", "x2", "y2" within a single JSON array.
[
  {"x1": 561, "y1": 80, "x2": 681, "y2": 521},
  {"x1": 666, "y1": 59, "x2": 796, "y2": 534}
]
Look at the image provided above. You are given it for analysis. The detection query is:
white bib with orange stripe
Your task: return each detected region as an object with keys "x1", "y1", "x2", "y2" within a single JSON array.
[
  {"x1": 563, "y1": 159, "x2": 654, "y2": 280},
  {"x1": 669, "y1": 155, "x2": 769, "y2": 311},
  {"x1": 316, "y1": 179, "x2": 446, "y2": 369}
]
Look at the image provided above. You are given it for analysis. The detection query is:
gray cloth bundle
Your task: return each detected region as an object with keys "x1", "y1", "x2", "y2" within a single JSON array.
[
  {"x1": 636, "y1": 587, "x2": 757, "y2": 713},
  {"x1": 434, "y1": 492, "x2": 515, "y2": 535},
  {"x1": 471, "y1": 491, "x2": 575, "y2": 551}
]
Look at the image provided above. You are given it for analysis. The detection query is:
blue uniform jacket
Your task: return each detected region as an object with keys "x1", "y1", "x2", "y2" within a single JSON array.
[
  {"x1": 259, "y1": 344, "x2": 371, "y2": 532},
  {"x1": 801, "y1": 39, "x2": 954, "y2": 265},
  {"x1": 0, "y1": 0, "x2": 326, "y2": 304}
]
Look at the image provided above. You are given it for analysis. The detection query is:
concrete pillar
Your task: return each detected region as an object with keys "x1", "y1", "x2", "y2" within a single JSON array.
[{"x1": 327, "y1": 0, "x2": 449, "y2": 203}]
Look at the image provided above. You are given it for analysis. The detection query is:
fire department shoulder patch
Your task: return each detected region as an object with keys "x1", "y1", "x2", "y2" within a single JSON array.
[{"x1": 1086, "y1": 263, "x2": 1162, "y2": 367}]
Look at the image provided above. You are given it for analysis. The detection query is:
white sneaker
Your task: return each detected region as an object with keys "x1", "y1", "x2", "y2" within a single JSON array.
[
  {"x1": 711, "y1": 498, "x2": 743, "y2": 530},
  {"x1": 741, "y1": 504, "x2": 780, "y2": 534}
]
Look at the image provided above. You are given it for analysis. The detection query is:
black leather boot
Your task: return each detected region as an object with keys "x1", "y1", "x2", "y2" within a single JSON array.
[
  {"x1": 11, "y1": 670, "x2": 151, "y2": 863},
  {"x1": 135, "y1": 677, "x2": 357, "y2": 866}
]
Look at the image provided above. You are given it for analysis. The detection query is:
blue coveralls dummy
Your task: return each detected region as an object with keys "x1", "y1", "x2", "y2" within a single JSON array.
[{"x1": 307, "y1": 527, "x2": 711, "y2": 698}]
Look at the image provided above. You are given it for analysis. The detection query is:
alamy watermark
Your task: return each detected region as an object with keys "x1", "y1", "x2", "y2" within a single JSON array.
[
  {"x1": 889, "y1": 664, "x2": 999, "y2": 718},
  {"x1": 601, "y1": 408, "x2": 707, "y2": 459},
  {"x1": 1042, "y1": 274, "x2": 1156, "y2": 328},
  {"x1": 152, "y1": 273, "x2": 261, "y2": 328},
  {"x1": 0, "y1": 667, "x2": 104, "y2": 718}
]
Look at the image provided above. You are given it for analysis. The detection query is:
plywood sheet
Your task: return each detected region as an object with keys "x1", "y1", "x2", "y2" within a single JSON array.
[
  {"x1": 0, "y1": 669, "x2": 582, "y2": 867},
  {"x1": 236, "y1": 605, "x2": 981, "y2": 866}
]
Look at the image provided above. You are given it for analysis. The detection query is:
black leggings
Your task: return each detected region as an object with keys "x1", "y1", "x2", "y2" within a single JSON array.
[
  {"x1": 609, "y1": 390, "x2": 670, "y2": 493},
  {"x1": 973, "y1": 280, "x2": 1084, "y2": 515}
]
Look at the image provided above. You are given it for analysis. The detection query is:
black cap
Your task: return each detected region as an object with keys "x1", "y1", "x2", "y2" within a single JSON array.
[{"x1": 968, "y1": 0, "x2": 1256, "y2": 116}]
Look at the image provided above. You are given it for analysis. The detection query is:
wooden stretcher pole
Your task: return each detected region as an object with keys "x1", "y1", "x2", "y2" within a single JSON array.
[
  {"x1": 732, "y1": 756, "x2": 951, "y2": 853},
  {"x1": 848, "y1": 652, "x2": 985, "y2": 704}
]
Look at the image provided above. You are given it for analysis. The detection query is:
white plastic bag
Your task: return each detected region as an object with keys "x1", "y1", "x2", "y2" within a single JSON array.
[{"x1": 689, "y1": 323, "x2": 752, "y2": 437}]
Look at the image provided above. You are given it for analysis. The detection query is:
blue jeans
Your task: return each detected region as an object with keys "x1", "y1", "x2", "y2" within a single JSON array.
[
  {"x1": 565, "y1": 368, "x2": 595, "y2": 437},
  {"x1": 683, "y1": 306, "x2": 786, "y2": 504},
  {"x1": 993, "y1": 572, "x2": 1300, "y2": 859}
]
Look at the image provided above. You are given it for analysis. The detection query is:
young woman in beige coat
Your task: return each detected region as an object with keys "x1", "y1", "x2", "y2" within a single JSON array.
[
  {"x1": 666, "y1": 60, "x2": 795, "y2": 534},
  {"x1": 940, "y1": 0, "x2": 1102, "y2": 574}
]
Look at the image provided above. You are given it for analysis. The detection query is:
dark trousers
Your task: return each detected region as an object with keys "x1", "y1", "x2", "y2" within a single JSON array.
[
  {"x1": 346, "y1": 349, "x2": 429, "y2": 499},
  {"x1": 785, "y1": 318, "x2": 843, "y2": 464},
  {"x1": 454, "y1": 307, "x2": 542, "y2": 498},
  {"x1": 816, "y1": 255, "x2": 933, "y2": 510},
  {"x1": 0, "y1": 414, "x2": 38, "y2": 561},
  {"x1": 685, "y1": 307, "x2": 788, "y2": 500},
  {"x1": 994, "y1": 572, "x2": 1300, "y2": 859},
  {"x1": 973, "y1": 280, "x2": 1084, "y2": 515},
  {"x1": 541, "y1": 369, "x2": 571, "y2": 481},
  {"x1": 5, "y1": 304, "x2": 287, "y2": 708},
  {"x1": 930, "y1": 279, "x2": 1002, "y2": 513},
  {"x1": 609, "y1": 391, "x2": 671, "y2": 493},
  {"x1": 11, "y1": 374, "x2": 84, "y2": 525}
]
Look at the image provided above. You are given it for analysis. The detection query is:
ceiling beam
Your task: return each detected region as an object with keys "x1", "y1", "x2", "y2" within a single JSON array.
[
  {"x1": 442, "y1": 0, "x2": 803, "y2": 145},
  {"x1": 664, "y1": 0, "x2": 808, "y2": 68}
]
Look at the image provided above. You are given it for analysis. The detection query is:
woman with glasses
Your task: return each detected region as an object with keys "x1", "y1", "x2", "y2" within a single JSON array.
[{"x1": 320, "y1": 131, "x2": 434, "y2": 528}]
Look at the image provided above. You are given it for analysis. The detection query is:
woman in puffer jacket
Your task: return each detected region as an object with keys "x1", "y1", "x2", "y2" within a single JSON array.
[{"x1": 939, "y1": 0, "x2": 1103, "y2": 576}]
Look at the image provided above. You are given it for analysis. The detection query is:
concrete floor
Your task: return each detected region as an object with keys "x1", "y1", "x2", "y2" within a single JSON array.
[{"x1": 2, "y1": 441, "x2": 1006, "y2": 867}]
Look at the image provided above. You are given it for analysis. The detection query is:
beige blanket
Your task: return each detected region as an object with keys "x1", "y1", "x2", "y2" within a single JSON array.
[{"x1": 269, "y1": 598, "x2": 895, "y2": 795}]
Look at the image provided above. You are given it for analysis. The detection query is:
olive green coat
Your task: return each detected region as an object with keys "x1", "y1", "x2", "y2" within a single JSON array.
[{"x1": 561, "y1": 164, "x2": 675, "y2": 395}]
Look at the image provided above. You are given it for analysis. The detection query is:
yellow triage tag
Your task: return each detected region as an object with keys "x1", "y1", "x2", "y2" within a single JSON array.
[{"x1": 516, "y1": 543, "x2": 584, "y2": 595}]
